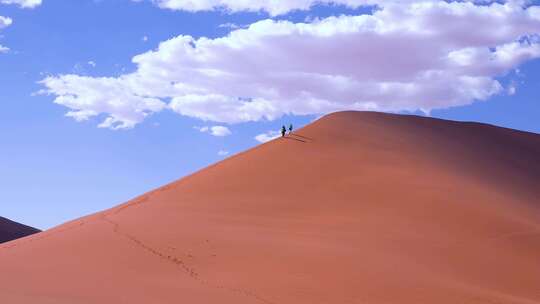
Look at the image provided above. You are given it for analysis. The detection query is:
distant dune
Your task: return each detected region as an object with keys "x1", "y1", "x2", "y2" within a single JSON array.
[
  {"x1": 0, "y1": 216, "x2": 40, "y2": 244},
  {"x1": 1, "y1": 111, "x2": 539, "y2": 304}
]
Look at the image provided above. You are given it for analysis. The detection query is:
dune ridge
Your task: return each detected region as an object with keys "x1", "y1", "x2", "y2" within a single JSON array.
[{"x1": 1, "y1": 111, "x2": 539, "y2": 304}]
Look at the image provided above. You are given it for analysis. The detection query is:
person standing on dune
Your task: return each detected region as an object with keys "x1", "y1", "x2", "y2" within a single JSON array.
[
  {"x1": 289, "y1": 124, "x2": 293, "y2": 134},
  {"x1": 281, "y1": 125, "x2": 286, "y2": 137}
]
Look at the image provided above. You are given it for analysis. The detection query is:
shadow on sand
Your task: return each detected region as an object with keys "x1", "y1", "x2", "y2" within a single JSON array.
[
  {"x1": 283, "y1": 136, "x2": 307, "y2": 143},
  {"x1": 291, "y1": 133, "x2": 313, "y2": 141}
]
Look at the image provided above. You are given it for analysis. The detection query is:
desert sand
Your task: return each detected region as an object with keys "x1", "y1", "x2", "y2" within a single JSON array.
[
  {"x1": 0, "y1": 216, "x2": 40, "y2": 244},
  {"x1": 1, "y1": 111, "x2": 539, "y2": 304}
]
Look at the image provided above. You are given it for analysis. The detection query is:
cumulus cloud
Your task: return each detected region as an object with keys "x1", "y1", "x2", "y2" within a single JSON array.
[
  {"x1": 146, "y1": 0, "x2": 397, "y2": 16},
  {"x1": 142, "y1": 0, "x2": 514, "y2": 16},
  {"x1": 39, "y1": 75, "x2": 167, "y2": 129},
  {"x1": 42, "y1": 1, "x2": 540, "y2": 129},
  {"x1": 1, "y1": 0, "x2": 42, "y2": 8},
  {"x1": 195, "y1": 125, "x2": 232, "y2": 136},
  {"x1": 255, "y1": 130, "x2": 281, "y2": 143},
  {"x1": 146, "y1": 0, "x2": 345, "y2": 15},
  {"x1": 217, "y1": 150, "x2": 230, "y2": 156}
]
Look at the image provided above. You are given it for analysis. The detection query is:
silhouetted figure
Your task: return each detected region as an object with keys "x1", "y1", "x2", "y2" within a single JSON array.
[
  {"x1": 281, "y1": 125, "x2": 286, "y2": 137},
  {"x1": 288, "y1": 124, "x2": 293, "y2": 134}
]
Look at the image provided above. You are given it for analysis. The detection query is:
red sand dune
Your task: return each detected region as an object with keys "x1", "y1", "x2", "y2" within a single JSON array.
[
  {"x1": 0, "y1": 216, "x2": 40, "y2": 244},
  {"x1": 1, "y1": 111, "x2": 539, "y2": 304}
]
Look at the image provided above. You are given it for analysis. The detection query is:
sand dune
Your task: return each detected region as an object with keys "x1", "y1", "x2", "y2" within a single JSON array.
[
  {"x1": 0, "y1": 216, "x2": 40, "y2": 244},
  {"x1": 1, "y1": 111, "x2": 539, "y2": 304}
]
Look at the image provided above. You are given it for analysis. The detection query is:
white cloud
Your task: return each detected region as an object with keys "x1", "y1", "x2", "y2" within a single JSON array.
[
  {"x1": 194, "y1": 126, "x2": 209, "y2": 132},
  {"x1": 1, "y1": 0, "x2": 42, "y2": 8},
  {"x1": 0, "y1": 16, "x2": 12, "y2": 53},
  {"x1": 217, "y1": 150, "x2": 230, "y2": 156},
  {"x1": 195, "y1": 125, "x2": 232, "y2": 136},
  {"x1": 170, "y1": 95, "x2": 281, "y2": 124},
  {"x1": 255, "y1": 130, "x2": 280, "y2": 143},
  {"x1": 142, "y1": 35, "x2": 149, "y2": 42},
  {"x1": 1, "y1": 0, "x2": 42, "y2": 53},
  {"x1": 0, "y1": 16, "x2": 12, "y2": 29},
  {"x1": 42, "y1": 1, "x2": 540, "y2": 129},
  {"x1": 39, "y1": 75, "x2": 167, "y2": 130},
  {"x1": 507, "y1": 81, "x2": 517, "y2": 95},
  {"x1": 142, "y1": 0, "x2": 512, "y2": 16},
  {"x1": 88, "y1": 61, "x2": 96, "y2": 67},
  {"x1": 210, "y1": 125, "x2": 232, "y2": 136},
  {"x1": 145, "y1": 0, "x2": 383, "y2": 15},
  {"x1": 219, "y1": 22, "x2": 242, "y2": 30}
]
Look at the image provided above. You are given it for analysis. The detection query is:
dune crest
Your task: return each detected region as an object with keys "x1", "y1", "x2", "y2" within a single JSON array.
[{"x1": 1, "y1": 111, "x2": 539, "y2": 304}]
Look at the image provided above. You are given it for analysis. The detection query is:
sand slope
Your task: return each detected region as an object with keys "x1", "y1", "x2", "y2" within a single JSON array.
[
  {"x1": 1, "y1": 111, "x2": 539, "y2": 304},
  {"x1": 0, "y1": 216, "x2": 40, "y2": 244}
]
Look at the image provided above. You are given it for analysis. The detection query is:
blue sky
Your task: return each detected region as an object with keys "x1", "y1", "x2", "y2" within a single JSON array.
[{"x1": 0, "y1": 0, "x2": 539, "y2": 229}]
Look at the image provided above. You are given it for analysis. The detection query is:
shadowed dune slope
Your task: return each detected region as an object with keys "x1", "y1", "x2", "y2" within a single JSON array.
[
  {"x1": 1, "y1": 111, "x2": 539, "y2": 304},
  {"x1": 0, "y1": 217, "x2": 40, "y2": 244}
]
